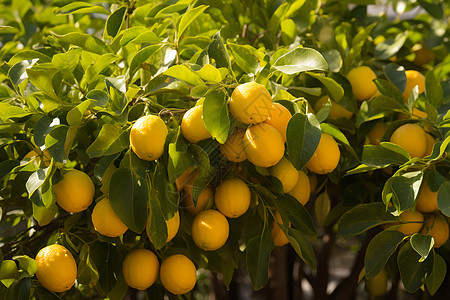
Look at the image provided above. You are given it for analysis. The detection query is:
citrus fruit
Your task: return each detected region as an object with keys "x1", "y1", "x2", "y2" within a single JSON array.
[
  {"x1": 424, "y1": 133, "x2": 435, "y2": 157},
  {"x1": 243, "y1": 123, "x2": 285, "y2": 168},
  {"x1": 54, "y1": 169, "x2": 95, "y2": 213},
  {"x1": 192, "y1": 209, "x2": 229, "y2": 251},
  {"x1": 402, "y1": 70, "x2": 425, "y2": 102},
  {"x1": 24, "y1": 148, "x2": 51, "y2": 167},
  {"x1": 306, "y1": 133, "x2": 340, "y2": 174},
  {"x1": 130, "y1": 115, "x2": 168, "y2": 161},
  {"x1": 271, "y1": 211, "x2": 289, "y2": 247},
  {"x1": 365, "y1": 269, "x2": 388, "y2": 298},
  {"x1": 346, "y1": 66, "x2": 378, "y2": 101},
  {"x1": 270, "y1": 157, "x2": 299, "y2": 193},
  {"x1": 147, "y1": 211, "x2": 180, "y2": 244},
  {"x1": 314, "y1": 95, "x2": 353, "y2": 120},
  {"x1": 229, "y1": 82, "x2": 272, "y2": 124},
  {"x1": 184, "y1": 186, "x2": 214, "y2": 216},
  {"x1": 220, "y1": 128, "x2": 247, "y2": 162},
  {"x1": 389, "y1": 123, "x2": 427, "y2": 158},
  {"x1": 309, "y1": 173, "x2": 318, "y2": 193},
  {"x1": 35, "y1": 244, "x2": 77, "y2": 292},
  {"x1": 412, "y1": 43, "x2": 434, "y2": 66},
  {"x1": 367, "y1": 122, "x2": 387, "y2": 145},
  {"x1": 422, "y1": 214, "x2": 449, "y2": 248},
  {"x1": 214, "y1": 178, "x2": 251, "y2": 218},
  {"x1": 288, "y1": 171, "x2": 311, "y2": 206},
  {"x1": 415, "y1": 182, "x2": 439, "y2": 213},
  {"x1": 91, "y1": 198, "x2": 128, "y2": 237},
  {"x1": 122, "y1": 249, "x2": 159, "y2": 290},
  {"x1": 263, "y1": 102, "x2": 292, "y2": 141},
  {"x1": 181, "y1": 105, "x2": 211, "y2": 143},
  {"x1": 396, "y1": 210, "x2": 424, "y2": 236},
  {"x1": 175, "y1": 167, "x2": 194, "y2": 192},
  {"x1": 160, "y1": 254, "x2": 197, "y2": 295}
]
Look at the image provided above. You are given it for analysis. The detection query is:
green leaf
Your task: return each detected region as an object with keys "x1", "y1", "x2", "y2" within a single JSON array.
[
  {"x1": 120, "y1": 27, "x2": 161, "y2": 46},
  {"x1": 320, "y1": 123, "x2": 358, "y2": 160},
  {"x1": 274, "y1": 193, "x2": 316, "y2": 236},
  {"x1": 52, "y1": 32, "x2": 111, "y2": 55},
  {"x1": 8, "y1": 59, "x2": 38, "y2": 87},
  {"x1": 208, "y1": 31, "x2": 231, "y2": 69},
  {"x1": 104, "y1": 6, "x2": 127, "y2": 39},
  {"x1": 45, "y1": 125, "x2": 69, "y2": 163},
  {"x1": 86, "y1": 124, "x2": 129, "y2": 158},
  {"x1": 0, "y1": 26, "x2": 19, "y2": 34},
  {"x1": 365, "y1": 230, "x2": 404, "y2": 279},
  {"x1": 417, "y1": 0, "x2": 444, "y2": 19},
  {"x1": 306, "y1": 72, "x2": 344, "y2": 102},
  {"x1": 5, "y1": 277, "x2": 31, "y2": 300},
  {"x1": 26, "y1": 168, "x2": 50, "y2": 203},
  {"x1": 286, "y1": 227, "x2": 316, "y2": 270},
  {"x1": 0, "y1": 260, "x2": 18, "y2": 288},
  {"x1": 228, "y1": 43, "x2": 259, "y2": 75},
  {"x1": 34, "y1": 115, "x2": 59, "y2": 147},
  {"x1": 374, "y1": 32, "x2": 408, "y2": 60},
  {"x1": 286, "y1": 113, "x2": 321, "y2": 171},
  {"x1": 7, "y1": 51, "x2": 51, "y2": 66},
  {"x1": 164, "y1": 65, "x2": 204, "y2": 86},
  {"x1": 0, "y1": 103, "x2": 31, "y2": 121},
  {"x1": 426, "y1": 252, "x2": 447, "y2": 296},
  {"x1": 26, "y1": 65, "x2": 61, "y2": 100},
  {"x1": 373, "y1": 78, "x2": 406, "y2": 107},
  {"x1": 167, "y1": 129, "x2": 193, "y2": 182},
  {"x1": 397, "y1": 242, "x2": 433, "y2": 293},
  {"x1": 129, "y1": 45, "x2": 162, "y2": 76},
  {"x1": 390, "y1": 171, "x2": 423, "y2": 212},
  {"x1": 410, "y1": 234, "x2": 434, "y2": 262},
  {"x1": 0, "y1": 160, "x2": 19, "y2": 181},
  {"x1": 14, "y1": 256, "x2": 37, "y2": 276},
  {"x1": 383, "y1": 63, "x2": 406, "y2": 93},
  {"x1": 56, "y1": 2, "x2": 109, "y2": 15},
  {"x1": 66, "y1": 100, "x2": 94, "y2": 126},
  {"x1": 87, "y1": 90, "x2": 109, "y2": 107},
  {"x1": 437, "y1": 181, "x2": 450, "y2": 217},
  {"x1": 109, "y1": 168, "x2": 148, "y2": 233},
  {"x1": 272, "y1": 47, "x2": 328, "y2": 75},
  {"x1": 78, "y1": 245, "x2": 99, "y2": 288},
  {"x1": 337, "y1": 203, "x2": 397, "y2": 239},
  {"x1": 152, "y1": 164, "x2": 178, "y2": 220},
  {"x1": 193, "y1": 64, "x2": 223, "y2": 83},
  {"x1": 425, "y1": 71, "x2": 444, "y2": 109},
  {"x1": 203, "y1": 89, "x2": 230, "y2": 144},
  {"x1": 85, "y1": 54, "x2": 120, "y2": 84},
  {"x1": 361, "y1": 144, "x2": 409, "y2": 168},
  {"x1": 177, "y1": 5, "x2": 209, "y2": 40}
]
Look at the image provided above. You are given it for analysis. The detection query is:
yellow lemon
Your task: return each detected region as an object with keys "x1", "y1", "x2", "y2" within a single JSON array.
[
  {"x1": 91, "y1": 198, "x2": 128, "y2": 237},
  {"x1": 243, "y1": 123, "x2": 285, "y2": 168},
  {"x1": 270, "y1": 157, "x2": 299, "y2": 193},
  {"x1": 160, "y1": 254, "x2": 197, "y2": 295},
  {"x1": 422, "y1": 214, "x2": 449, "y2": 248},
  {"x1": 35, "y1": 244, "x2": 77, "y2": 293},
  {"x1": 54, "y1": 169, "x2": 95, "y2": 213},
  {"x1": 271, "y1": 211, "x2": 289, "y2": 247},
  {"x1": 396, "y1": 210, "x2": 424, "y2": 236},
  {"x1": 415, "y1": 182, "x2": 439, "y2": 213},
  {"x1": 402, "y1": 70, "x2": 425, "y2": 102},
  {"x1": 390, "y1": 123, "x2": 427, "y2": 158},
  {"x1": 192, "y1": 209, "x2": 229, "y2": 251},
  {"x1": 184, "y1": 186, "x2": 214, "y2": 216},
  {"x1": 175, "y1": 167, "x2": 194, "y2": 192},
  {"x1": 424, "y1": 133, "x2": 435, "y2": 157},
  {"x1": 367, "y1": 122, "x2": 387, "y2": 145},
  {"x1": 220, "y1": 128, "x2": 247, "y2": 162},
  {"x1": 306, "y1": 133, "x2": 340, "y2": 174},
  {"x1": 181, "y1": 105, "x2": 211, "y2": 143},
  {"x1": 365, "y1": 269, "x2": 388, "y2": 298},
  {"x1": 214, "y1": 178, "x2": 251, "y2": 218},
  {"x1": 146, "y1": 211, "x2": 180, "y2": 244},
  {"x1": 346, "y1": 66, "x2": 378, "y2": 101},
  {"x1": 130, "y1": 115, "x2": 168, "y2": 161},
  {"x1": 314, "y1": 95, "x2": 353, "y2": 120},
  {"x1": 229, "y1": 82, "x2": 272, "y2": 124},
  {"x1": 412, "y1": 43, "x2": 434, "y2": 66},
  {"x1": 288, "y1": 171, "x2": 311, "y2": 206},
  {"x1": 122, "y1": 249, "x2": 159, "y2": 290},
  {"x1": 263, "y1": 103, "x2": 292, "y2": 142}
]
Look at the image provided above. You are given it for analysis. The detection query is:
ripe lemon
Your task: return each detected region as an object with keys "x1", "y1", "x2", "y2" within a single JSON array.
[
  {"x1": 263, "y1": 103, "x2": 292, "y2": 142},
  {"x1": 309, "y1": 173, "x2": 318, "y2": 193},
  {"x1": 365, "y1": 269, "x2": 388, "y2": 298},
  {"x1": 272, "y1": 211, "x2": 289, "y2": 247},
  {"x1": 306, "y1": 133, "x2": 340, "y2": 174},
  {"x1": 192, "y1": 209, "x2": 229, "y2": 251},
  {"x1": 402, "y1": 70, "x2": 425, "y2": 102},
  {"x1": 415, "y1": 182, "x2": 439, "y2": 213},
  {"x1": 243, "y1": 123, "x2": 285, "y2": 168},
  {"x1": 424, "y1": 133, "x2": 435, "y2": 157},
  {"x1": 270, "y1": 157, "x2": 299, "y2": 193},
  {"x1": 229, "y1": 82, "x2": 272, "y2": 124},
  {"x1": 422, "y1": 214, "x2": 449, "y2": 248},
  {"x1": 175, "y1": 167, "x2": 194, "y2": 192},
  {"x1": 91, "y1": 198, "x2": 128, "y2": 237},
  {"x1": 181, "y1": 105, "x2": 211, "y2": 143},
  {"x1": 130, "y1": 115, "x2": 168, "y2": 161},
  {"x1": 54, "y1": 169, "x2": 95, "y2": 213},
  {"x1": 288, "y1": 171, "x2": 311, "y2": 206},
  {"x1": 396, "y1": 210, "x2": 424, "y2": 236},
  {"x1": 214, "y1": 178, "x2": 251, "y2": 218},
  {"x1": 412, "y1": 43, "x2": 434, "y2": 66},
  {"x1": 314, "y1": 95, "x2": 353, "y2": 120},
  {"x1": 160, "y1": 254, "x2": 197, "y2": 295},
  {"x1": 24, "y1": 148, "x2": 51, "y2": 167},
  {"x1": 367, "y1": 122, "x2": 387, "y2": 145},
  {"x1": 147, "y1": 211, "x2": 180, "y2": 244},
  {"x1": 184, "y1": 186, "x2": 214, "y2": 216},
  {"x1": 389, "y1": 123, "x2": 427, "y2": 158},
  {"x1": 122, "y1": 249, "x2": 159, "y2": 290},
  {"x1": 35, "y1": 244, "x2": 77, "y2": 293},
  {"x1": 346, "y1": 66, "x2": 378, "y2": 101},
  {"x1": 220, "y1": 128, "x2": 247, "y2": 162}
]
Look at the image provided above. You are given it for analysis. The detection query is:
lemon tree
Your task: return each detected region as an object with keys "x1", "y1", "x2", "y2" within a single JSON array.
[{"x1": 0, "y1": 0, "x2": 450, "y2": 299}]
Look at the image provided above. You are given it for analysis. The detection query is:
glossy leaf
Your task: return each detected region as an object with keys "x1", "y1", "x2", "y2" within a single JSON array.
[
  {"x1": 397, "y1": 242, "x2": 433, "y2": 293},
  {"x1": 272, "y1": 47, "x2": 328, "y2": 75},
  {"x1": 426, "y1": 252, "x2": 447, "y2": 296},
  {"x1": 203, "y1": 89, "x2": 230, "y2": 144},
  {"x1": 86, "y1": 124, "x2": 129, "y2": 158}
]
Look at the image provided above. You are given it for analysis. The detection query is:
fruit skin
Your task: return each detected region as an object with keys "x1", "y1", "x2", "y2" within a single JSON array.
[
  {"x1": 243, "y1": 123, "x2": 285, "y2": 168},
  {"x1": 122, "y1": 249, "x2": 159, "y2": 290},
  {"x1": 54, "y1": 169, "x2": 95, "y2": 213},
  {"x1": 160, "y1": 254, "x2": 197, "y2": 295},
  {"x1": 365, "y1": 269, "x2": 388, "y2": 298},
  {"x1": 175, "y1": 168, "x2": 194, "y2": 192},
  {"x1": 263, "y1": 103, "x2": 292, "y2": 142},
  {"x1": 346, "y1": 66, "x2": 378, "y2": 101},
  {"x1": 367, "y1": 122, "x2": 387, "y2": 145},
  {"x1": 288, "y1": 171, "x2": 311, "y2": 206},
  {"x1": 314, "y1": 95, "x2": 353, "y2": 120},
  {"x1": 271, "y1": 211, "x2": 289, "y2": 247},
  {"x1": 130, "y1": 115, "x2": 168, "y2": 161},
  {"x1": 412, "y1": 43, "x2": 434, "y2": 66},
  {"x1": 35, "y1": 244, "x2": 77, "y2": 293},
  {"x1": 184, "y1": 186, "x2": 214, "y2": 216},
  {"x1": 396, "y1": 210, "x2": 424, "y2": 236},
  {"x1": 306, "y1": 133, "x2": 340, "y2": 175},
  {"x1": 270, "y1": 157, "x2": 299, "y2": 193},
  {"x1": 424, "y1": 133, "x2": 435, "y2": 157},
  {"x1": 192, "y1": 209, "x2": 229, "y2": 251},
  {"x1": 147, "y1": 211, "x2": 180, "y2": 244},
  {"x1": 214, "y1": 178, "x2": 251, "y2": 218},
  {"x1": 402, "y1": 70, "x2": 425, "y2": 102},
  {"x1": 229, "y1": 82, "x2": 272, "y2": 124},
  {"x1": 422, "y1": 214, "x2": 449, "y2": 248},
  {"x1": 181, "y1": 105, "x2": 211, "y2": 143},
  {"x1": 220, "y1": 128, "x2": 247, "y2": 162},
  {"x1": 389, "y1": 123, "x2": 427, "y2": 158},
  {"x1": 91, "y1": 198, "x2": 128, "y2": 237},
  {"x1": 415, "y1": 182, "x2": 439, "y2": 213}
]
